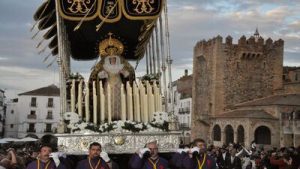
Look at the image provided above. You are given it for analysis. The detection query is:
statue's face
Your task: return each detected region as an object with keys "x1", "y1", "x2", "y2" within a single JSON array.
[{"x1": 109, "y1": 57, "x2": 117, "y2": 65}]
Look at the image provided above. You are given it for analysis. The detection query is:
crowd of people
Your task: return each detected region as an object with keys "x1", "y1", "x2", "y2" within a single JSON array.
[{"x1": 0, "y1": 138, "x2": 299, "y2": 169}]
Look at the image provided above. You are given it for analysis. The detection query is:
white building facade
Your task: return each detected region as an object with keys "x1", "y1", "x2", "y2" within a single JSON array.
[
  {"x1": 169, "y1": 70, "x2": 193, "y2": 143},
  {"x1": 4, "y1": 85, "x2": 60, "y2": 138}
]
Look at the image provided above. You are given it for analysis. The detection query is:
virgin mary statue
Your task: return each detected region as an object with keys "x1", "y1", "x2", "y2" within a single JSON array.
[{"x1": 89, "y1": 33, "x2": 135, "y2": 121}]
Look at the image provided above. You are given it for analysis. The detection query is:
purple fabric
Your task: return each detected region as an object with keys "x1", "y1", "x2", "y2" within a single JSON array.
[
  {"x1": 26, "y1": 159, "x2": 66, "y2": 169},
  {"x1": 181, "y1": 153, "x2": 217, "y2": 169},
  {"x1": 128, "y1": 154, "x2": 169, "y2": 169},
  {"x1": 75, "y1": 157, "x2": 110, "y2": 169}
]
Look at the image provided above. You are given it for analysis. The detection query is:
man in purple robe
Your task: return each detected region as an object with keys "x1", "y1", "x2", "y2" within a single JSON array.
[
  {"x1": 129, "y1": 141, "x2": 169, "y2": 169},
  {"x1": 26, "y1": 144, "x2": 66, "y2": 169},
  {"x1": 76, "y1": 142, "x2": 111, "y2": 169},
  {"x1": 171, "y1": 138, "x2": 216, "y2": 169}
]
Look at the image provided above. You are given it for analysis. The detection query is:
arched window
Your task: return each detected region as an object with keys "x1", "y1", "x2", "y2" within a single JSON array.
[
  {"x1": 237, "y1": 125, "x2": 244, "y2": 144},
  {"x1": 255, "y1": 126, "x2": 271, "y2": 144},
  {"x1": 225, "y1": 125, "x2": 234, "y2": 145},
  {"x1": 213, "y1": 125, "x2": 221, "y2": 141}
]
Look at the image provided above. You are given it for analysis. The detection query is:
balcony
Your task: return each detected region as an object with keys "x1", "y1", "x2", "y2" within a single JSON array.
[
  {"x1": 27, "y1": 114, "x2": 37, "y2": 119},
  {"x1": 27, "y1": 129, "x2": 36, "y2": 133},
  {"x1": 178, "y1": 107, "x2": 190, "y2": 114}
]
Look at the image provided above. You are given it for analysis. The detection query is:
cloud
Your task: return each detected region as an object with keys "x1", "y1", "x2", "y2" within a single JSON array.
[{"x1": 0, "y1": 0, "x2": 300, "y2": 99}]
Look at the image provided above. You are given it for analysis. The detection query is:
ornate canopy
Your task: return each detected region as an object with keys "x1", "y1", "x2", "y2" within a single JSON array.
[{"x1": 34, "y1": 0, "x2": 164, "y2": 61}]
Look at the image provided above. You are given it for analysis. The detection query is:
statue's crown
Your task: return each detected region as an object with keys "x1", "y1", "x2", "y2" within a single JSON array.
[{"x1": 99, "y1": 33, "x2": 124, "y2": 57}]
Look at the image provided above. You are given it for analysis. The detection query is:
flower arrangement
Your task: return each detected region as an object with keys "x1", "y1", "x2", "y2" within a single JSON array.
[{"x1": 71, "y1": 120, "x2": 169, "y2": 134}]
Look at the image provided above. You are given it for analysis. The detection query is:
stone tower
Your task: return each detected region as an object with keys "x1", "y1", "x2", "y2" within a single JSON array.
[{"x1": 191, "y1": 31, "x2": 284, "y2": 140}]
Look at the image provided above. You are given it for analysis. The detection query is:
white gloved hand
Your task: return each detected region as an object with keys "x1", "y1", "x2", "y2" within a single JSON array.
[
  {"x1": 49, "y1": 152, "x2": 60, "y2": 167},
  {"x1": 176, "y1": 148, "x2": 190, "y2": 154},
  {"x1": 100, "y1": 151, "x2": 110, "y2": 163},
  {"x1": 138, "y1": 148, "x2": 150, "y2": 158},
  {"x1": 190, "y1": 147, "x2": 200, "y2": 154}
]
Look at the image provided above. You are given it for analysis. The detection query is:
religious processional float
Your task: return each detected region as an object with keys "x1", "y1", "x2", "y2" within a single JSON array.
[{"x1": 33, "y1": 0, "x2": 180, "y2": 154}]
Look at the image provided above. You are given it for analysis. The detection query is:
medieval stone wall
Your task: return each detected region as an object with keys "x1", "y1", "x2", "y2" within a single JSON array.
[
  {"x1": 191, "y1": 35, "x2": 284, "y2": 140},
  {"x1": 193, "y1": 35, "x2": 284, "y2": 117}
]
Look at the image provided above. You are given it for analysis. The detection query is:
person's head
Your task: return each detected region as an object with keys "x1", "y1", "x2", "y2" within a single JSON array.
[
  {"x1": 39, "y1": 144, "x2": 52, "y2": 162},
  {"x1": 230, "y1": 147, "x2": 237, "y2": 157},
  {"x1": 109, "y1": 57, "x2": 117, "y2": 65},
  {"x1": 89, "y1": 142, "x2": 102, "y2": 159},
  {"x1": 220, "y1": 145, "x2": 227, "y2": 153},
  {"x1": 146, "y1": 141, "x2": 159, "y2": 159},
  {"x1": 193, "y1": 138, "x2": 206, "y2": 154}
]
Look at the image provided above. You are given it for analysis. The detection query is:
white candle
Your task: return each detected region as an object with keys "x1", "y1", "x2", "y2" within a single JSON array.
[
  {"x1": 78, "y1": 79, "x2": 83, "y2": 118},
  {"x1": 135, "y1": 84, "x2": 140, "y2": 122},
  {"x1": 133, "y1": 82, "x2": 137, "y2": 121},
  {"x1": 144, "y1": 93, "x2": 148, "y2": 123},
  {"x1": 93, "y1": 81, "x2": 97, "y2": 125},
  {"x1": 138, "y1": 82, "x2": 144, "y2": 122},
  {"x1": 85, "y1": 82, "x2": 90, "y2": 122},
  {"x1": 127, "y1": 82, "x2": 133, "y2": 121},
  {"x1": 150, "y1": 93, "x2": 154, "y2": 120},
  {"x1": 121, "y1": 84, "x2": 126, "y2": 121},
  {"x1": 99, "y1": 81, "x2": 105, "y2": 123},
  {"x1": 146, "y1": 81, "x2": 152, "y2": 121},
  {"x1": 153, "y1": 81, "x2": 158, "y2": 112},
  {"x1": 107, "y1": 84, "x2": 112, "y2": 123},
  {"x1": 71, "y1": 79, "x2": 75, "y2": 113}
]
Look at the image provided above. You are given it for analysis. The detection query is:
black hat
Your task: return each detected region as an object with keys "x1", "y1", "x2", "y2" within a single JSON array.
[{"x1": 38, "y1": 134, "x2": 58, "y2": 151}]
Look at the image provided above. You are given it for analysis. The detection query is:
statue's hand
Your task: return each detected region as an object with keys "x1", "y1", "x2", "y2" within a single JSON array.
[
  {"x1": 98, "y1": 71, "x2": 108, "y2": 79},
  {"x1": 120, "y1": 69, "x2": 130, "y2": 77}
]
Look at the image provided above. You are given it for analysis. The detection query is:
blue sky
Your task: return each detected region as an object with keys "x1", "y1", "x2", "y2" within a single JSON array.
[{"x1": 0, "y1": 0, "x2": 299, "y2": 98}]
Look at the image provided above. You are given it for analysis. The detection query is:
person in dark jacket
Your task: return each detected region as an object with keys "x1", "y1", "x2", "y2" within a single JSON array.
[
  {"x1": 226, "y1": 147, "x2": 242, "y2": 169},
  {"x1": 178, "y1": 138, "x2": 217, "y2": 169},
  {"x1": 75, "y1": 142, "x2": 110, "y2": 169},
  {"x1": 128, "y1": 140, "x2": 169, "y2": 169},
  {"x1": 216, "y1": 145, "x2": 230, "y2": 169}
]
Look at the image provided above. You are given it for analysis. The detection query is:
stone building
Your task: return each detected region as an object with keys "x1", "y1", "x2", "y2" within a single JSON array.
[
  {"x1": 4, "y1": 85, "x2": 60, "y2": 138},
  {"x1": 191, "y1": 30, "x2": 300, "y2": 147},
  {"x1": 169, "y1": 70, "x2": 193, "y2": 143}
]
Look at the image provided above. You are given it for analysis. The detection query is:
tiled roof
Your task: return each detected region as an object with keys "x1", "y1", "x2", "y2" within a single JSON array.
[
  {"x1": 235, "y1": 94, "x2": 300, "y2": 107},
  {"x1": 18, "y1": 84, "x2": 60, "y2": 96},
  {"x1": 217, "y1": 109, "x2": 277, "y2": 119}
]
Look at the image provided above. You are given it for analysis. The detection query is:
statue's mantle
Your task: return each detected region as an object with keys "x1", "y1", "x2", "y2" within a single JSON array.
[{"x1": 55, "y1": 132, "x2": 181, "y2": 154}]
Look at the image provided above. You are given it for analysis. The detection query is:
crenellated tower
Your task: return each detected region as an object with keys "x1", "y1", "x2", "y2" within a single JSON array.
[{"x1": 191, "y1": 30, "x2": 284, "y2": 140}]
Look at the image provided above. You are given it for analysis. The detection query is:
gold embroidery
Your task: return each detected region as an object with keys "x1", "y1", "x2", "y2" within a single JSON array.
[
  {"x1": 67, "y1": 0, "x2": 92, "y2": 14},
  {"x1": 132, "y1": 0, "x2": 155, "y2": 14}
]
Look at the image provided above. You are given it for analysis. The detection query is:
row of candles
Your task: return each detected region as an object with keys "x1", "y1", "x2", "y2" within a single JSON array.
[{"x1": 70, "y1": 79, "x2": 163, "y2": 124}]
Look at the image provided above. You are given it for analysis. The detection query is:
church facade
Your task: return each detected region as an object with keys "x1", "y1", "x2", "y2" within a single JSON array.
[{"x1": 191, "y1": 30, "x2": 300, "y2": 148}]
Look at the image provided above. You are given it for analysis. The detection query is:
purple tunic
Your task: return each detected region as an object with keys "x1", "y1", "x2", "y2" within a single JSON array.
[
  {"x1": 181, "y1": 153, "x2": 217, "y2": 169},
  {"x1": 75, "y1": 157, "x2": 110, "y2": 169},
  {"x1": 26, "y1": 159, "x2": 66, "y2": 169},
  {"x1": 128, "y1": 154, "x2": 169, "y2": 169}
]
